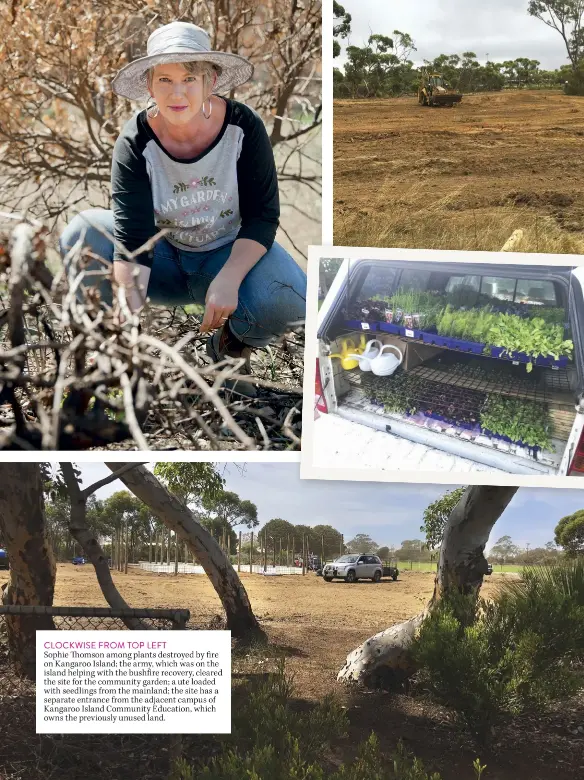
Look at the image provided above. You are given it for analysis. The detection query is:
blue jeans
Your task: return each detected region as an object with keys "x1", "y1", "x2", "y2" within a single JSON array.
[{"x1": 58, "y1": 208, "x2": 307, "y2": 348}]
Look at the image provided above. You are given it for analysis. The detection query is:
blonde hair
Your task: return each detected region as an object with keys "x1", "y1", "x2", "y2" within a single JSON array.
[{"x1": 146, "y1": 60, "x2": 219, "y2": 97}]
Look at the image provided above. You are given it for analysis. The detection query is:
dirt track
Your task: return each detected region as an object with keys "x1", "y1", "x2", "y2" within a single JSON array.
[{"x1": 334, "y1": 90, "x2": 584, "y2": 252}]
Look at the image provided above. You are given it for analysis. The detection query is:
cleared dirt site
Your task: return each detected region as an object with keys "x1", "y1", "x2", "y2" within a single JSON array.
[
  {"x1": 334, "y1": 90, "x2": 584, "y2": 253},
  {"x1": 4, "y1": 564, "x2": 582, "y2": 780}
]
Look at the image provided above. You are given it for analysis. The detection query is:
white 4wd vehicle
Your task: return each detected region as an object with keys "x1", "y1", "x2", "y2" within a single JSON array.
[
  {"x1": 315, "y1": 258, "x2": 584, "y2": 476},
  {"x1": 323, "y1": 554, "x2": 384, "y2": 582}
]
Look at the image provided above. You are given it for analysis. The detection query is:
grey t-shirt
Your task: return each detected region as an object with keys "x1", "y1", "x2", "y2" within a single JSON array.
[{"x1": 110, "y1": 99, "x2": 280, "y2": 267}]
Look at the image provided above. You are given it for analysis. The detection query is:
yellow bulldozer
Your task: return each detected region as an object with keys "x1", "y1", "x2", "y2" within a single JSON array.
[{"x1": 418, "y1": 70, "x2": 462, "y2": 107}]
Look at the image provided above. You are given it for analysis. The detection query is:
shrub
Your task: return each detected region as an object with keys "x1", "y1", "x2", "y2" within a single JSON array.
[
  {"x1": 564, "y1": 65, "x2": 584, "y2": 96},
  {"x1": 412, "y1": 561, "x2": 584, "y2": 744},
  {"x1": 170, "y1": 657, "x2": 484, "y2": 779}
]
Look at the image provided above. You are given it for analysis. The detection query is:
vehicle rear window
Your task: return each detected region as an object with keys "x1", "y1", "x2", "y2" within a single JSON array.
[
  {"x1": 351, "y1": 267, "x2": 560, "y2": 310},
  {"x1": 446, "y1": 275, "x2": 557, "y2": 306},
  {"x1": 515, "y1": 279, "x2": 556, "y2": 305},
  {"x1": 446, "y1": 275, "x2": 480, "y2": 293},
  {"x1": 358, "y1": 266, "x2": 399, "y2": 300}
]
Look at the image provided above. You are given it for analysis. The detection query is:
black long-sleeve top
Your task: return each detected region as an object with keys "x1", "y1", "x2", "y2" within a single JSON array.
[{"x1": 110, "y1": 99, "x2": 280, "y2": 267}]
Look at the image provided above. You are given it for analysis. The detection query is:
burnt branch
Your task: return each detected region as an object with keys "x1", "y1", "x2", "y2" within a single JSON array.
[{"x1": 0, "y1": 217, "x2": 303, "y2": 450}]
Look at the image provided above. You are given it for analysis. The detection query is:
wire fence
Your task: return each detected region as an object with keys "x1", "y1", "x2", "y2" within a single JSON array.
[{"x1": 0, "y1": 606, "x2": 190, "y2": 780}]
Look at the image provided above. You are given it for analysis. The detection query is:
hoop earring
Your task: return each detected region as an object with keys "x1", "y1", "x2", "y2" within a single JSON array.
[
  {"x1": 146, "y1": 97, "x2": 159, "y2": 119},
  {"x1": 202, "y1": 99, "x2": 212, "y2": 120}
]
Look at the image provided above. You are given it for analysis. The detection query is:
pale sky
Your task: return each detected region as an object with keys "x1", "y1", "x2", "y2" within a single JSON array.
[
  {"x1": 336, "y1": 0, "x2": 569, "y2": 70},
  {"x1": 73, "y1": 462, "x2": 582, "y2": 552}
]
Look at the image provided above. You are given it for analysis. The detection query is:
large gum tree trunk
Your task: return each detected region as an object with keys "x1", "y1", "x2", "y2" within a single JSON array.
[
  {"x1": 338, "y1": 486, "x2": 518, "y2": 687},
  {"x1": 105, "y1": 463, "x2": 264, "y2": 640},
  {"x1": 0, "y1": 463, "x2": 56, "y2": 679}
]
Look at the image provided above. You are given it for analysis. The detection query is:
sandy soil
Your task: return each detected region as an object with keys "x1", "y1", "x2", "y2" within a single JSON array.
[
  {"x1": 0, "y1": 563, "x2": 503, "y2": 699},
  {"x1": 1, "y1": 564, "x2": 582, "y2": 779},
  {"x1": 334, "y1": 90, "x2": 584, "y2": 251}
]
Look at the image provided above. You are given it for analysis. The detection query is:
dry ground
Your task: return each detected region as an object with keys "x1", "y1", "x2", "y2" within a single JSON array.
[
  {"x1": 5, "y1": 564, "x2": 500, "y2": 699},
  {"x1": 2, "y1": 564, "x2": 582, "y2": 779},
  {"x1": 334, "y1": 90, "x2": 584, "y2": 253}
]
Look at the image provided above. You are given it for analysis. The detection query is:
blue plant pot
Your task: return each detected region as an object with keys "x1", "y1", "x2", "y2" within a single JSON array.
[
  {"x1": 378, "y1": 322, "x2": 401, "y2": 335},
  {"x1": 449, "y1": 338, "x2": 487, "y2": 354},
  {"x1": 422, "y1": 333, "x2": 453, "y2": 348}
]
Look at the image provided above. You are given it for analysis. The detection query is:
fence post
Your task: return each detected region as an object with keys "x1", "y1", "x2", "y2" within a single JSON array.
[
  {"x1": 302, "y1": 536, "x2": 306, "y2": 576},
  {"x1": 250, "y1": 530, "x2": 254, "y2": 573},
  {"x1": 238, "y1": 531, "x2": 242, "y2": 572},
  {"x1": 174, "y1": 533, "x2": 178, "y2": 576},
  {"x1": 263, "y1": 533, "x2": 267, "y2": 573}
]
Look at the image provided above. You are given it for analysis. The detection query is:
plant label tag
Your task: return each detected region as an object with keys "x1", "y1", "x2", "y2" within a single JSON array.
[
  {"x1": 512, "y1": 361, "x2": 519, "y2": 366},
  {"x1": 405, "y1": 329, "x2": 414, "y2": 338},
  {"x1": 361, "y1": 322, "x2": 370, "y2": 330}
]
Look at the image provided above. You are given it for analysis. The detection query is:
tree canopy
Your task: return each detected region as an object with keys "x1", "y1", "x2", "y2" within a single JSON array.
[
  {"x1": 555, "y1": 509, "x2": 584, "y2": 556},
  {"x1": 489, "y1": 535, "x2": 520, "y2": 562},
  {"x1": 420, "y1": 487, "x2": 466, "y2": 551},
  {"x1": 333, "y1": 1, "x2": 351, "y2": 58},
  {"x1": 152, "y1": 463, "x2": 224, "y2": 506},
  {"x1": 333, "y1": 4, "x2": 583, "y2": 99},
  {"x1": 528, "y1": 1, "x2": 584, "y2": 69},
  {"x1": 346, "y1": 533, "x2": 378, "y2": 554},
  {"x1": 203, "y1": 490, "x2": 259, "y2": 530}
]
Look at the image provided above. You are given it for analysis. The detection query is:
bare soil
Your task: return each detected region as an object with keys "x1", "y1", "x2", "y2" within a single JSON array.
[
  {"x1": 2, "y1": 564, "x2": 582, "y2": 779},
  {"x1": 334, "y1": 90, "x2": 584, "y2": 252}
]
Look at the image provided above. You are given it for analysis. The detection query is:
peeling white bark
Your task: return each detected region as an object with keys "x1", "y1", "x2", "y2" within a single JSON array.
[
  {"x1": 338, "y1": 486, "x2": 518, "y2": 686},
  {"x1": 105, "y1": 463, "x2": 262, "y2": 638}
]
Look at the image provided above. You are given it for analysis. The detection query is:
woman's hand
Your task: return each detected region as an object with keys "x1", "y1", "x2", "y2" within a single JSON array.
[{"x1": 200, "y1": 272, "x2": 240, "y2": 333}]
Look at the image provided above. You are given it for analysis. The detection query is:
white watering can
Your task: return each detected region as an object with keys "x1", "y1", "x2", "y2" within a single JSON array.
[
  {"x1": 346, "y1": 339, "x2": 383, "y2": 372},
  {"x1": 370, "y1": 344, "x2": 403, "y2": 377}
]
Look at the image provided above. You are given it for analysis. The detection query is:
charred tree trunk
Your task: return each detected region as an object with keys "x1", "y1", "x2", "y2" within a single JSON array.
[
  {"x1": 105, "y1": 463, "x2": 264, "y2": 640},
  {"x1": 338, "y1": 486, "x2": 518, "y2": 687},
  {"x1": 0, "y1": 464, "x2": 56, "y2": 679}
]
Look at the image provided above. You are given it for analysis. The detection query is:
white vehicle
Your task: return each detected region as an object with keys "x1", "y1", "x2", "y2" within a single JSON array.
[
  {"x1": 315, "y1": 259, "x2": 584, "y2": 476},
  {"x1": 323, "y1": 554, "x2": 385, "y2": 582}
]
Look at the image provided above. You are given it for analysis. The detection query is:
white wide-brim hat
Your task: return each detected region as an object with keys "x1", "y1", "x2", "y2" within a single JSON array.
[{"x1": 112, "y1": 21, "x2": 254, "y2": 101}]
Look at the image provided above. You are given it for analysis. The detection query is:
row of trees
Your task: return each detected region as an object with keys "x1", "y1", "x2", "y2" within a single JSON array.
[
  {"x1": 335, "y1": 44, "x2": 570, "y2": 99},
  {"x1": 333, "y1": 1, "x2": 584, "y2": 98},
  {"x1": 40, "y1": 463, "x2": 259, "y2": 563},
  {"x1": 251, "y1": 486, "x2": 584, "y2": 565},
  {"x1": 419, "y1": 485, "x2": 584, "y2": 562},
  {"x1": 2, "y1": 463, "x2": 581, "y2": 698}
]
